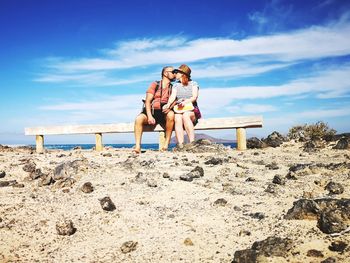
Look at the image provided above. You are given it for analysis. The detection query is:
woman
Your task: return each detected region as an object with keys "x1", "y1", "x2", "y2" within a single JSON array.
[{"x1": 163, "y1": 64, "x2": 199, "y2": 147}]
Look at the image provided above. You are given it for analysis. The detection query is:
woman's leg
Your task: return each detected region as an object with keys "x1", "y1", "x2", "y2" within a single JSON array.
[
  {"x1": 182, "y1": 112, "x2": 196, "y2": 143},
  {"x1": 175, "y1": 113, "x2": 185, "y2": 145}
]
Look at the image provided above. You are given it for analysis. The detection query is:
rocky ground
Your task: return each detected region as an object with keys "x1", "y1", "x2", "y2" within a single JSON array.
[{"x1": 0, "y1": 137, "x2": 349, "y2": 263}]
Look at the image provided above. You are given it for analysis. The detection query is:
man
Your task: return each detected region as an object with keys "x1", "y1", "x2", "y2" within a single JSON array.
[{"x1": 133, "y1": 66, "x2": 176, "y2": 153}]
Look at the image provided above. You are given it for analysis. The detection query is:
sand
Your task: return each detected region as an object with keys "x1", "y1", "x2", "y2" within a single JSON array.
[{"x1": 0, "y1": 141, "x2": 349, "y2": 262}]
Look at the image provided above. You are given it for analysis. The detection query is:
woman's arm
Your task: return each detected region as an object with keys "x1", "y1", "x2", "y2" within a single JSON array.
[{"x1": 163, "y1": 88, "x2": 177, "y2": 110}]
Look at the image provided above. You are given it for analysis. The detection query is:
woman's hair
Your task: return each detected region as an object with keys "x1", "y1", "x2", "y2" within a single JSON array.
[{"x1": 181, "y1": 74, "x2": 189, "y2": 86}]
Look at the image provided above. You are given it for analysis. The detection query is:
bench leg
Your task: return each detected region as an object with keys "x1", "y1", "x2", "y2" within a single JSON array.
[
  {"x1": 236, "y1": 128, "x2": 247, "y2": 151},
  {"x1": 36, "y1": 135, "x2": 44, "y2": 153},
  {"x1": 95, "y1": 133, "x2": 103, "y2": 151},
  {"x1": 159, "y1": 131, "x2": 165, "y2": 150}
]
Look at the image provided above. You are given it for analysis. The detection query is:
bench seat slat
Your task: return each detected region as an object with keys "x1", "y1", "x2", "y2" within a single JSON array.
[{"x1": 24, "y1": 116, "x2": 263, "y2": 136}]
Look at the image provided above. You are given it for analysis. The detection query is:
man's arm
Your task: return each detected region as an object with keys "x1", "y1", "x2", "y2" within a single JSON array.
[{"x1": 145, "y1": 92, "x2": 156, "y2": 125}]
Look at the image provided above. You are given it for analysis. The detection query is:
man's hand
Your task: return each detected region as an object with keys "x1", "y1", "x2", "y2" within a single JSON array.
[{"x1": 148, "y1": 116, "x2": 156, "y2": 125}]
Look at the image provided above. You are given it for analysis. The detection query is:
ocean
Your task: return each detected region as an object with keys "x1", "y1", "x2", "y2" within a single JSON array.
[{"x1": 43, "y1": 142, "x2": 237, "y2": 151}]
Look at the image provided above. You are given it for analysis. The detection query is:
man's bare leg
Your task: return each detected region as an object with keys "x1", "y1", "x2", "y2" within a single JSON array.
[
  {"x1": 162, "y1": 111, "x2": 175, "y2": 150},
  {"x1": 134, "y1": 113, "x2": 148, "y2": 153}
]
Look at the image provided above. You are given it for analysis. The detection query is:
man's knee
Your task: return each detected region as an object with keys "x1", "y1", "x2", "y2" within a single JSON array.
[
  {"x1": 135, "y1": 114, "x2": 147, "y2": 126},
  {"x1": 166, "y1": 111, "x2": 175, "y2": 121}
]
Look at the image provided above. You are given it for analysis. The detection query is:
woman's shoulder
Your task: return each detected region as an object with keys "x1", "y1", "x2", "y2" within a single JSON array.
[{"x1": 189, "y1": 80, "x2": 199, "y2": 88}]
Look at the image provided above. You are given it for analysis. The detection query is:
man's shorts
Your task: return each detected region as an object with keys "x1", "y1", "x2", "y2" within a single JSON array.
[{"x1": 141, "y1": 108, "x2": 166, "y2": 125}]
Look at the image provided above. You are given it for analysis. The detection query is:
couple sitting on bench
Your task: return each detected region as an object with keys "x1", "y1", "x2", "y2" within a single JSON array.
[{"x1": 134, "y1": 64, "x2": 201, "y2": 153}]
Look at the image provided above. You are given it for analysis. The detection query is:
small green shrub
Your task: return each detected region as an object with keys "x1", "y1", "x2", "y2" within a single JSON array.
[{"x1": 288, "y1": 121, "x2": 336, "y2": 141}]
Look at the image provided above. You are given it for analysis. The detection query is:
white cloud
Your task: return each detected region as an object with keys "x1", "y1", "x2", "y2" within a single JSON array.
[
  {"x1": 298, "y1": 107, "x2": 350, "y2": 118},
  {"x1": 40, "y1": 21, "x2": 350, "y2": 73},
  {"x1": 37, "y1": 64, "x2": 350, "y2": 124}
]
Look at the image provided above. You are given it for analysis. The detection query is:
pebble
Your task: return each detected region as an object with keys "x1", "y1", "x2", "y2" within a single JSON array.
[
  {"x1": 213, "y1": 198, "x2": 228, "y2": 206},
  {"x1": 248, "y1": 212, "x2": 265, "y2": 220},
  {"x1": 162, "y1": 172, "x2": 170, "y2": 178},
  {"x1": 184, "y1": 238, "x2": 194, "y2": 246},
  {"x1": 325, "y1": 182, "x2": 344, "y2": 195},
  {"x1": 321, "y1": 257, "x2": 337, "y2": 263},
  {"x1": 99, "y1": 197, "x2": 116, "y2": 211},
  {"x1": 272, "y1": 175, "x2": 286, "y2": 185},
  {"x1": 147, "y1": 179, "x2": 157, "y2": 187},
  {"x1": 328, "y1": 241, "x2": 347, "y2": 252},
  {"x1": 0, "y1": 171, "x2": 5, "y2": 178},
  {"x1": 81, "y1": 182, "x2": 94, "y2": 193},
  {"x1": 306, "y1": 249, "x2": 324, "y2": 257},
  {"x1": 120, "y1": 241, "x2": 138, "y2": 253},
  {"x1": 265, "y1": 183, "x2": 278, "y2": 194},
  {"x1": 56, "y1": 219, "x2": 76, "y2": 236}
]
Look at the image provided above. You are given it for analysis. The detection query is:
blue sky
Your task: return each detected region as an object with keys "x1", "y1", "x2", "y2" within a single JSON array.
[{"x1": 1, "y1": 0, "x2": 350, "y2": 144}]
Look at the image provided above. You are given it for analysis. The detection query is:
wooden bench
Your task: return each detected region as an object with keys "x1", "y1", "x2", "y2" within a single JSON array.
[{"x1": 24, "y1": 115, "x2": 263, "y2": 153}]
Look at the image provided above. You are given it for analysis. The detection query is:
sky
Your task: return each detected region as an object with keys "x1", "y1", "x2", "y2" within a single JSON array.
[{"x1": 1, "y1": 0, "x2": 350, "y2": 144}]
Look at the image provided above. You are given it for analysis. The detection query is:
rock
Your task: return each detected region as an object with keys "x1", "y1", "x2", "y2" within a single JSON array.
[
  {"x1": 99, "y1": 197, "x2": 116, "y2": 211},
  {"x1": 288, "y1": 163, "x2": 310, "y2": 173},
  {"x1": 56, "y1": 219, "x2": 76, "y2": 236},
  {"x1": 284, "y1": 199, "x2": 320, "y2": 220},
  {"x1": 272, "y1": 175, "x2": 286, "y2": 185},
  {"x1": 81, "y1": 182, "x2": 94, "y2": 193},
  {"x1": 173, "y1": 139, "x2": 228, "y2": 153},
  {"x1": 213, "y1": 198, "x2": 227, "y2": 206},
  {"x1": 328, "y1": 241, "x2": 347, "y2": 252},
  {"x1": 265, "y1": 183, "x2": 278, "y2": 194},
  {"x1": 265, "y1": 162, "x2": 279, "y2": 170},
  {"x1": 180, "y1": 174, "x2": 194, "y2": 182},
  {"x1": 303, "y1": 140, "x2": 318, "y2": 152},
  {"x1": 306, "y1": 249, "x2": 324, "y2": 257},
  {"x1": 245, "y1": 177, "x2": 256, "y2": 182},
  {"x1": 239, "y1": 230, "x2": 251, "y2": 236},
  {"x1": 333, "y1": 137, "x2": 349, "y2": 150},
  {"x1": 162, "y1": 172, "x2": 170, "y2": 178},
  {"x1": 191, "y1": 166, "x2": 204, "y2": 177},
  {"x1": 53, "y1": 159, "x2": 87, "y2": 181},
  {"x1": 23, "y1": 161, "x2": 36, "y2": 173},
  {"x1": 12, "y1": 183, "x2": 25, "y2": 188},
  {"x1": 73, "y1": 146, "x2": 82, "y2": 150},
  {"x1": 247, "y1": 137, "x2": 265, "y2": 149},
  {"x1": 204, "y1": 157, "x2": 224, "y2": 165},
  {"x1": 180, "y1": 166, "x2": 204, "y2": 182},
  {"x1": 120, "y1": 241, "x2": 138, "y2": 253},
  {"x1": 232, "y1": 249, "x2": 257, "y2": 263},
  {"x1": 57, "y1": 153, "x2": 66, "y2": 158},
  {"x1": 31, "y1": 168, "x2": 45, "y2": 180},
  {"x1": 317, "y1": 210, "x2": 348, "y2": 234},
  {"x1": 0, "y1": 171, "x2": 5, "y2": 178},
  {"x1": 38, "y1": 175, "x2": 54, "y2": 186},
  {"x1": 232, "y1": 236, "x2": 293, "y2": 262},
  {"x1": 325, "y1": 182, "x2": 344, "y2": 195},
  {"x1": 139, "y1": 159, "x2": 155, "y2": 167},
  {"x1": 321, "y1": 257, "x2": 337, "y2": 263},
  {"x1": 102, "y1": 153, "x2": 112, "y2": 157},
  {"x1": 147, "y1": 179, "x2": 157, "y2": 187},
  {"x1": 54, "y1": 177, "x2": 76, "y2": 188},
  {"x1": 251, "y1": 236, "x2": 293, "y2": 257},
  {"x1": 134, "y1": 172, "x2": 147, "y2": 183},
  {"x1": 263, "y1": 131, "x2": 285, "y2": 148},
  {"x1": 248, "y1": 212, "x2": 265, "y2": 220},
  {"x1": 286, "y1": 163, "x2": 314, "y2": 179},
  {"x1": 0, "y1": 180, "x2": 17, "y2": 187},
  {"x1": 184, "y1": 238, "x2": 194, "y2": 246}
]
